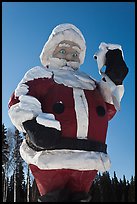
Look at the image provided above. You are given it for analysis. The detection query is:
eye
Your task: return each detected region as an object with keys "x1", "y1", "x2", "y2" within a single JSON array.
[
  {"x1": 59, "y1": 49, "x2": 66, "y2": 54},
  {"x1": 72, "y1": 52, "x2": 78, "y2": 57}
]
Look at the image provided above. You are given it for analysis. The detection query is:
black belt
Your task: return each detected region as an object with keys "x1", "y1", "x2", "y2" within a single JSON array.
[
  {"x1": 26, "y1": 134, "x2": 107, "y2": 154},
  {"x1": 56, "y1": 137, "x2": 107, "y2": 153}
]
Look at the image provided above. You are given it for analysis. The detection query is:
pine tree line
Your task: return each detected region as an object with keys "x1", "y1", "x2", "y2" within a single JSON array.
[
  {"x1": 2, "y1": 123, "x2": 135, "y2": 202},
  {"x1": 90, "y1": 172, "x2": 135, "y2": 202}
]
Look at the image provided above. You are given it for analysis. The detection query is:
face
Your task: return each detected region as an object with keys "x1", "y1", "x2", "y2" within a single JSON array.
[{"x1": 52, "y1": 40, "x2": 81, "y2": 63}]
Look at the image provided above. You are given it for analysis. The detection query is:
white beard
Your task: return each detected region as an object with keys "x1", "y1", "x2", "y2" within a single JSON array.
[{"x1": 48, "y1": 57, "x2": 80, "y2": 70}]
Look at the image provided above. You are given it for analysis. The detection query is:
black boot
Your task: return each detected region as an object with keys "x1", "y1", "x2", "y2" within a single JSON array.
[
  {"x1": 70, "y1": 191, "x2": 91, "y2": 202},
  {"x1": 37, "y1": 188, "x2": 70, "y2": 202}
]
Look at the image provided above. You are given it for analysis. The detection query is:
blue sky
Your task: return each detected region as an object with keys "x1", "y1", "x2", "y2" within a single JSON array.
[{"x1": 2, "y1": 2, "x2": 135, "y2": 181}]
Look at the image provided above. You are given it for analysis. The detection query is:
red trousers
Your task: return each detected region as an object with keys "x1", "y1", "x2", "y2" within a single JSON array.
[{"x1": 29, "y1": 164, "x2": 97, "y2": 196}]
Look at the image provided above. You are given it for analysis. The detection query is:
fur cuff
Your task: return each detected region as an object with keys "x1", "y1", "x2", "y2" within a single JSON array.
[
  {"x1": 36, "y1": 113, "x2": 61, "y2": 131},
  {"x1": 98, "y1": 73, "x2": 124, "y2": 111},
  {"x1": 8, "y1": 95, "x2": 42, "y2": 132}
]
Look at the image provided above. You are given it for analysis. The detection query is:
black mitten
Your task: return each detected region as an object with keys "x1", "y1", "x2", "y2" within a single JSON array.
[
  {"x1": 105, "y1": 49, "x2": 129, "y2": 85},
  {"x1": 23, "y1": 118, "x2": 61, "y2": 149}
]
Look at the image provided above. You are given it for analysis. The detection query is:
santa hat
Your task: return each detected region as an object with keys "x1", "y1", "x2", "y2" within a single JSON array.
[{"x1": 39, "y1": 23, "x2": 86, "y2": 66}]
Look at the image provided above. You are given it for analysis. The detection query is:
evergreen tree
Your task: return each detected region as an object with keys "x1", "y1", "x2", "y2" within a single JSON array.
[
  {"x1": 120, "y1": 175, "x2": 129, "y2": 202},
  {"x1": 14, "y1": 128, "x2": 26, "y2": 202},
  {"x1": 128, "y1": 175, "x2": 135, "y2": 202},
  {"x1": 2, "y1": 123, "x2": 10, "y2": 202},
  {"x1": 7, "y1": 127, "x2": 25, "y2": 202},
  {"x1": 31, "y1": 179, "x2": 40, "y2": 202},
  {"x1": 3, "y1": 124, "x2": 135, "y2": 202},
  {"x1": 118, "y1": 178, "x2": 124, "y2": 202},
  {"x1": 26, "y1": 165, "x2": 31, "y2": 202},
  {"x1": 90, "y1": 172, "x2": 135, "y2": 202},
  {"x1": 90, "y1": 173, "x2": 101, "y2": 202},
  {"x1": 99, "y1": 171, "x2": 115, "y2": 202},
  {"x1": 2, "y1": 124, "x2": 9, "y2": 166},
  {"x1": 7, "y1": 175, "x2": 14, "y2": 202},
  {"x1": 16, "y1": 160, "x2": 26, "y2": 202},
  {"x1": 111, "y1": 171, "x2": 122, "y2": 202}
]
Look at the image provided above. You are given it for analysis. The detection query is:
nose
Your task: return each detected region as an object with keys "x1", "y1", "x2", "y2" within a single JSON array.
[{"x1": 65, "y1": 53, "x2": 72, "y2": 61}]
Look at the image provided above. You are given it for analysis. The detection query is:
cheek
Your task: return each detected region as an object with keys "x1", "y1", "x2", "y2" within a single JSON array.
[
  {"x1": 53, "y1": 53, "x2": 65, "y2": 59},
  {"x1": 70, "y1": 57, "x2": 80, "y2": 62}
]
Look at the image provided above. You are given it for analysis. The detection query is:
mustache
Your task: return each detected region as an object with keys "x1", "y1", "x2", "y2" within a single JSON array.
[{"x1": 49, "y1": 57, "x2": 80, "y2": 70}]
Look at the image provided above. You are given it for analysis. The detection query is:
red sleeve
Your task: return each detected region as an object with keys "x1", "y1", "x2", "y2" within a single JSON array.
[
  {"x1": 105, "y1": 102, "x2": 117, "y2": 121},
  {"x1": 8, "y1": 77, "x2": 54, "y2": 109},
  {"x1": 8, "y1": 92, "x2": 19, "y2": 108},
  {"x1": 25, "y1": 78, "x2": 54, "y2": 100}
]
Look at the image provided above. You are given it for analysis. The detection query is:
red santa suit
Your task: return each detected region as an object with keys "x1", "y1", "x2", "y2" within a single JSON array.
[{"x1": 8, "y1": 24, "x2": 126, "y2": 202}]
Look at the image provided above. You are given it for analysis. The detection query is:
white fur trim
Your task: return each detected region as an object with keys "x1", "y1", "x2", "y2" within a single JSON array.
[
  {"x1": 8, "y1": 95, "x2": 42, "y2": 132},
  {"x1": 36, "y1": 113, "x2": 61, "y2": 131},
  {"x1": 72, "y1": 46, "x2": 81, "y2": 53},
  {"x1": 73, "y1": 88, "x2": 88, "y2": 139},
  {"x1": 98, "y1": 80, "x2": 113, "y2": 105},
  {"x1": 98, "y1": 73, "x2": 124, "y2": 111},
  {"x1": 49, "y1": 66, "x2": 96, "y2": 90},
  {"x1": 94, "y1": 42, "x2": 124, "y2": 74},
  {"x1": 15, "y1": 66, "x2": 96, "y2": 91},
  {"x1": 15, "y1": 66, "x2": 52, "y2": 97},
  {"x1": 59, "y1": 43, "x2": 70, "y2": 48},
  {"x1": 40, "y1": 23, "x2": 86, "y2": 66},
  {"x1": 19, "y1": 95, "x2": 42, "y2": 113},
  {"x1": 15, "y1": 83, "x2": 29, "y2": 97},
  {"x1": 8, "y1": 103, "x2": 35, "y2": 132},
  {"x1": 20, "y1": 139, "x2": 111, "y2": 172}
]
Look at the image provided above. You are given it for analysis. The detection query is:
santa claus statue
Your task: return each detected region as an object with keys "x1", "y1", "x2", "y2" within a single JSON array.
[{"x1": 8, "y1": 23, "x2": 128, "y2": 202}]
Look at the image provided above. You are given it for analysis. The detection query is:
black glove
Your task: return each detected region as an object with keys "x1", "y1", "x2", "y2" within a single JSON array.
[
  {"x1": 104, "y1": 49, "x2": 129, "y2": 85},
  {"x1": 23, "y1": 118, "x2": 61, "y2": 149}
]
